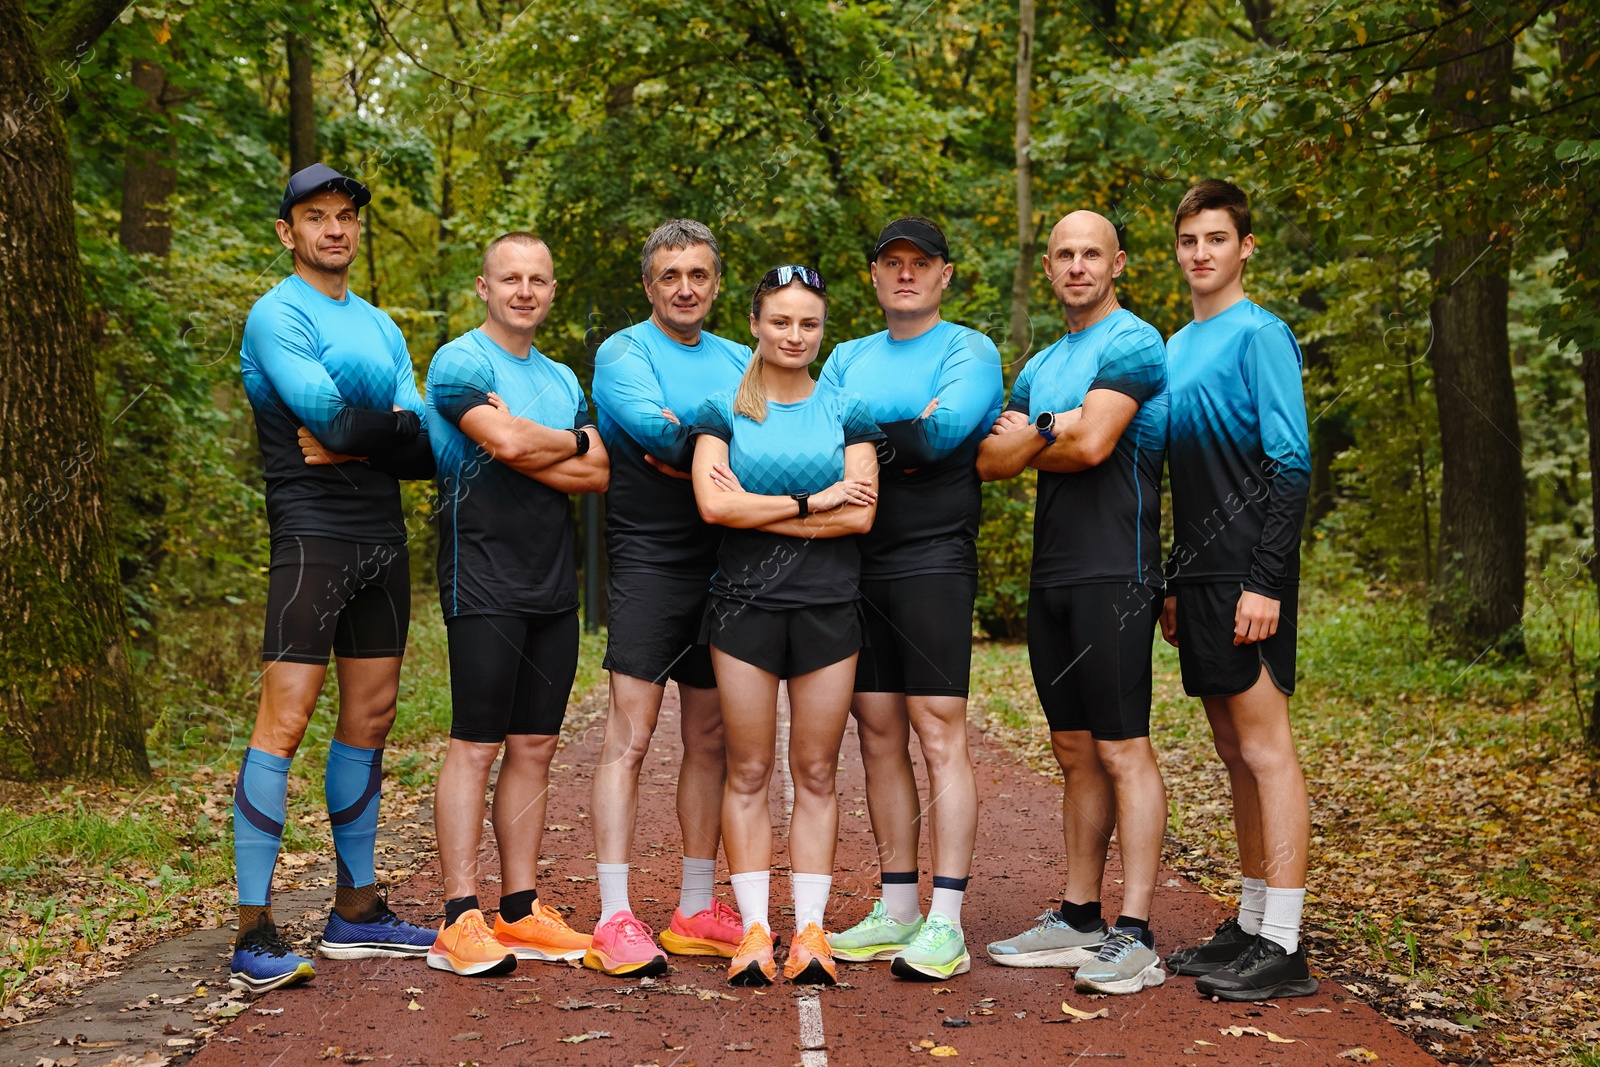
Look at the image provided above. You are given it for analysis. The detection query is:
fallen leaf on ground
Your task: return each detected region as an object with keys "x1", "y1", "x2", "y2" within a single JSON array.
[
  {"x1": 1061, "y1": 1002, "x2": 1109, "y2": 1021},
  {"x1": 724, "y1": 1042, "x2": 753, "y2": 1051},
  {"x1": 406, "y1": 999, "x2": 422, "y2": 1011},
  {"x1": 450, "y1": 1032, "x2": 481, "y2": 1042},
  {"x1": 930, "y1": 1047, "x2": 958, "y2": 1058},
  {"x1": 1337, "y1": 1050, "x2": 1379, "y2": 1063},
  {"x1": 558, "y1": 1031, "x2": 610, "y2": 1044},
  {"x1": 555, "y1": 998, "x2": 595, "y2": 1010},
  {"x1": 1218, "y1": 1025, "x2": 1295, "y2": 1043}
]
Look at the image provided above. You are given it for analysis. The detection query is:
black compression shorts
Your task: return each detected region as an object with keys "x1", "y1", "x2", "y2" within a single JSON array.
[
  {"x1": 1027, "y1": 582, "x2": 1159, "y2": 739},
  {"x1": 1172, "y1": 582, "x2": 1298, "y2": 698},
  {"x1": 446, "y1": 612, "x2": 580, "y2": 742},
  {"x1": 854, "y1": 574, "x2": 977, "y2": 697},
  {"x1": 602, "y1": 569, "x2": 716, "y2": 690},
  {"x1": 702, "y1": 597, "x2": 862, "y2": 679},
  {"x1": 262, "y1": 536, "x2": 410, "y2": 665}
]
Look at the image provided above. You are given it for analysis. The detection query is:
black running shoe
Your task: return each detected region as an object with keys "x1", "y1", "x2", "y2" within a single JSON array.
[
  {"x1": 1165, "y1": 916, "x2": 1253, "y2": 976},
  {"x1": 1193, "y1": 934, "x2": 1319, "y2": 1001}
]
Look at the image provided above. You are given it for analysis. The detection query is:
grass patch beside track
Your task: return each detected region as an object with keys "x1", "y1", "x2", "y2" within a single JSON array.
[
  {"x1": 970, "y1": 582, "x2": 1600, "y2": 1067},
  {"x1": 0, "y1": 596, "x2": 605, "y2": 1018}
]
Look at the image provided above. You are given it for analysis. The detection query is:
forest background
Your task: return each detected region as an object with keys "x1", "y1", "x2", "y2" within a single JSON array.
[{"x1": 1, "y1": 0, "x2": 1599, "y2": 1063}]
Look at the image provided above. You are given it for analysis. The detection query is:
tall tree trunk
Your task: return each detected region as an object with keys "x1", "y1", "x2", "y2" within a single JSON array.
[
  {"x1": 118, "y1": 58, "x2": 176, "y2": 256},
  {"x1": 115, "y1": 54, "x2": 178, "y2": 633},
  {"x1": 286, "y1": 7, "x2": 316, "y2": 172},
  {"x1": 1557, "y1": 6, "x2": 1600, "y2": 753},
  {"x1": 0, "y1": 0, "x2": 147, "y2": 780},
  {"x1": 1426, "y1": 15, "x2": 1522, "y2": 655},
  {"x1": 1006, "y1": 0, "x2": 1036, "y2": 371}
]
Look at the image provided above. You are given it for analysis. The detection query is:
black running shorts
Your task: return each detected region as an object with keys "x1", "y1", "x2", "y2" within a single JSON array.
[
  {"x1": 262, "y1": 536, "x2": 410, "y2": 665},
  {"x1": 1172, "y1": 582, "x2": 1298, "y2": 698},
  {"x1": 854, "y1": 574, "x2": 977, "y2": 697},
  {"x1": 602, "y1": 569, "x2": 716, "y2": 690},
  {"x1": 1027, "y1": 582, "x2": 1159, "y2": 739},
  {"x1": 702, "y1": 597, "x2": 862, "y2": 679},
  {"x1": 446, "y1": 612, "x2": 580, "y2": 742}
]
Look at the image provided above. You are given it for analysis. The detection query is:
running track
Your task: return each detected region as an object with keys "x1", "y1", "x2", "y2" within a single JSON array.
[{"x1": 189, "y1": 685, "x2": 1439, "y2": 1066}]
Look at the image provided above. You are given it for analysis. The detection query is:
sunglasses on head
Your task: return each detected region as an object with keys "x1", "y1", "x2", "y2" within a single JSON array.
[{"x1": 760, "y1": 265, "x2": 826, "y2": 292}]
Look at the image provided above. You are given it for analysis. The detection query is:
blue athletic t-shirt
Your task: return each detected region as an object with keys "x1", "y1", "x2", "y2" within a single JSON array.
[
  {"x1": 427, "y1": 328, "x2": 590, "y2": 619},
  {"x1": 592, "y1": 319, "x2": 751, "y2": 576},
  {"x1": 1007, "y1": 308, "x2": 1168, "y2": 589},
  {"x1": 1164, "y1": 299, "x2": 1311, "y2": 596},
  {"x1": 691, "y1": 381, "x2": 885, "y2": 610},
  {"x1": 240, "y1": 274, "x2": 432, "y2": 545},
  {"x1": 819, "y1": 320, "x2": 1003, "y2": 579}
]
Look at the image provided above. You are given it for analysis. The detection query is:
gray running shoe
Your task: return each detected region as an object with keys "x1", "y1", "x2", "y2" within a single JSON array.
[
  {"x1": 985, "y1": 910, "x2": 1107, "y2": 968},
  {"x1": 1073, "y1": 927, "x2": 1165, "y2": 995}
]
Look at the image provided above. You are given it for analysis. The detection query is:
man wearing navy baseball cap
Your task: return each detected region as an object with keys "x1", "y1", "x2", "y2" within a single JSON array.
[
  {"x1": 230, "y1": 163, "x2": 437, "y2": 993},
  {"x1": 820, "y1": 216, "x2": 1003, "y2": 979}
]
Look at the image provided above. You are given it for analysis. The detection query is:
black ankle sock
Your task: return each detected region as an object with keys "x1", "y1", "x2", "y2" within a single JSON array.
[
  {"x1": 445, "y1": 895, "x2": 480, "y2": 926},
  {"x1": 1114, "y1": 914, "x2": 1149, "y2": 932},
  {"x1": 499, "y1": 889, "x2": 539, "y2": 924},
  {"x1": 1058, "y1": 899, "x2": 1102, "y2": 928}
]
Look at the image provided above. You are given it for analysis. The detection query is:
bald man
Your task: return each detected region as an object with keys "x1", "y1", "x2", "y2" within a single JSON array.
[
  {"x1": 976, "y1": 211, "x2": 1170, "y2": 996},
  {"x1": 423, "y1": 233, "x2": 611, "y2": 976}
]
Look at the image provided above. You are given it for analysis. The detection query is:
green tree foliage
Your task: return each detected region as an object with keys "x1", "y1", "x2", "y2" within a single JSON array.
[{"x1": 12, "y1": 0, "x2": 1600, "y2": 769}]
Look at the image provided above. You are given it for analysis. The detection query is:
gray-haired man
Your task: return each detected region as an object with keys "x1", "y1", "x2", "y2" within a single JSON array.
[{"x1": 584, "y1": 220, "x2": 752, "y2": 976}]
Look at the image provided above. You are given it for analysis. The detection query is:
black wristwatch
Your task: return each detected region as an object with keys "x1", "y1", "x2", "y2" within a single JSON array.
[
  {"x1": 570, "y1": 428, "x2": 591, "y2": 457},
  {"x1": 1035, "y1": 410, "x2": 1057, "y2": 445},
  {"x1": 792, "y1": 492, "x2": 810, "y2": 517}
]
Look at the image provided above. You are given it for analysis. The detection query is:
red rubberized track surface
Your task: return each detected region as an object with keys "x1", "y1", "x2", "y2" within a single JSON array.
[{"x1": 191, "y1": 686, "x2": 1440, "y2": 1066}]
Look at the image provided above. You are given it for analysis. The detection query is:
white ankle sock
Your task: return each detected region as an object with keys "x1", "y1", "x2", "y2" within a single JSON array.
[
  {"x1": 881, "y1": 873, "x2": 921, "y2": 924},
  {"x1": 792, "y1": 872, "x2": 833, "y2": 930},
  {"x1": 1260, "y1": 887, "x2": 1305, "y2": 953},
  {"x1": 1239, "y1": 877, "x2": 1267, "y2": 935},
  {"x1": 597, "y1": 863, "x2": 630, "y2": 924},
  {"x1": 730, "y1": 871, "x2": 770, "y2": 933},
  {"x1": 679, "y1": 856, "x2": 715, "y2": 916},
  {"x1": 929, "y1": 885, "x2": 966, "y2": 928}
]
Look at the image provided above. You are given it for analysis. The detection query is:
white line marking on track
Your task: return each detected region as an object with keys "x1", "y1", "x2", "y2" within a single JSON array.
[{"x1": 779, "y1": 686, "x2": 828, "y2": 1067}]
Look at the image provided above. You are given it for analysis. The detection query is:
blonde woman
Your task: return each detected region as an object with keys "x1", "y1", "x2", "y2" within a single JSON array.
[{"x1": 690, "y1": 266, "x2": 883, "y2": 985}]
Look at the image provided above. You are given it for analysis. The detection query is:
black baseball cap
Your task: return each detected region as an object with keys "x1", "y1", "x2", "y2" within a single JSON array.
[
  {"x1": 871, "y1": 217, "x2": 950, "y2": 262},
  {"x1": 278, "y1": 163, "x2": 371, "y2": 222}
]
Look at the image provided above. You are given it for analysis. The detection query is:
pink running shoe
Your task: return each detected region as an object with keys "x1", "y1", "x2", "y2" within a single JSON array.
[
  {"x1": 582, "y1": 910, "x2": 668, "y2": 977},
  {"x1": 660, "y1": 899, "x2": 743, "y2": 958}
]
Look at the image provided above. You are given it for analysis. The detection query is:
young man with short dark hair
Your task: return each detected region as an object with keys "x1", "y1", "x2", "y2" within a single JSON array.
[{"x1": 1160, "y1": 179, "x2": 1317, "y2": 1001}]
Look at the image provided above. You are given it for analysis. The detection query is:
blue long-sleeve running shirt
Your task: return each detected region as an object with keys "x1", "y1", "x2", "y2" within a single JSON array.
[
  {"x1": 592, "y1": 319, "x2": 751, "y2": 576},
  {"x1": 1164, "y1": 299, "x2": 1311, "y2": 596},
  {"x1": 241, "y1": 275, "x2": 433, "y2": 544},
  {"x1": 692, "y1": 382, "x2": 885, "y2": 610},
  {"x1": 819, "y1": 320, "x2": 1003, "y2": 579},
  {"x1": 426, "y1": 328, "x2": 591, "y2": 619},
  {"x1": 1007, "y1": 309, "x2": 1169, "y2": 589}
]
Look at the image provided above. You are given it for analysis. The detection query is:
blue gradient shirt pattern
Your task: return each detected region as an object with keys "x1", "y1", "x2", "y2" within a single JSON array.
[
  {"x1": 592, "y1": 319, "x2": 751, "y2": 575},
  {"x1": 692, "y1": 382, "x2": 885, "y2": 610},
  {"x1": 820, "y1": 320, "x2": 1003, "y2": 578},
  {"x1": 1008, "y1": 308, "x2": 1168, "y2": 588},
  {"x1": 240, "y1": 275, "x2": 430, "y2": 544},
  {"x1": 427, "y1": 329, "x2": 589, "y2": 618},
  {"x1": 1164, "y1": 299, "x2": 1311, "y2": 595}
]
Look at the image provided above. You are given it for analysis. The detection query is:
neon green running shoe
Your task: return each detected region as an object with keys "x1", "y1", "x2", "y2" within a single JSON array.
[
  {"x1": 889, "y1": 913, "x2": 971, "y2": 980},
  {"x1": 827, "y1": 901, "x2": 922, "y2": 962}
]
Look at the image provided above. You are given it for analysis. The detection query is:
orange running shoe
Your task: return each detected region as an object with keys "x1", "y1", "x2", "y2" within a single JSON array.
[
  {"x1": 494, "y1": 901, "x2": 592, "y2": 962},
  {"x1": 727, "y1": 923, "x2": 777, "y2": 987},
  {"x1": 661, "y1": 899, "x2": 743, "y2": 958},
  {"x1": 783, "y1": 922, "x2": 837, "y2": 985},
  {"x1": 582, "y1": 910, "x2": 668, "y2": 978},
  {"x1": 427, "y1": 909, "x2": 516, "y2": 977}
]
